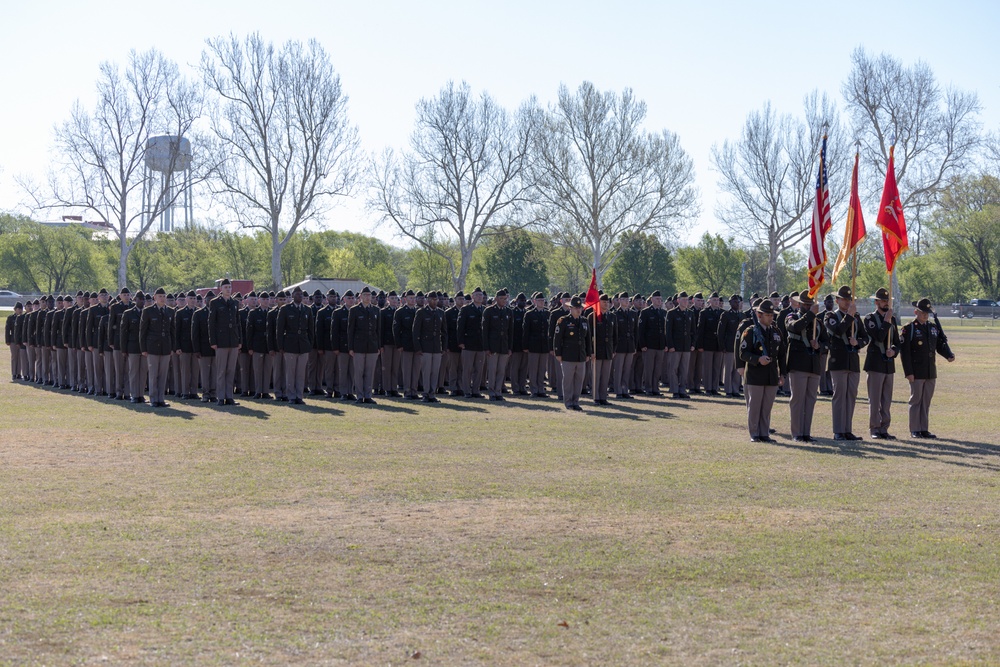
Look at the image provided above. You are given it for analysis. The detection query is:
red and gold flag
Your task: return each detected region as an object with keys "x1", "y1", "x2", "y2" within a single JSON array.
[
  {"x1": 584, "y1": 268, "x2": 601, "y2": 320},
  {"x1": 831, "y1": 151, "x2": 867, "y2": 283},
  {"x1": 877, "y1": 145, "x2": 908, "y2": 273},
  {"x1": 807, "y1": 135, "x2": 832, "y2": 299}
]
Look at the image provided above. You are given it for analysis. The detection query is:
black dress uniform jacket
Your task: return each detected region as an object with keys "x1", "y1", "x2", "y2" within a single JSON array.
[
  {"x1": 380, "y1": 306, "x2": 397, "y2": 347},
  {"x1": 590, "y1": 311, "x2": 617, "y2": 360},
  {"x1": 552, "y1": 314, "x2": 592, "y2": 362},
  {"x1": 86, "y1": 304, "x2": 109, "y2": 349},
  {"x1": 863, "y1": 311, "x2": 901, "y2": 374},
  {"x1": 208, "y1": 297, "x2": 242, "y2": 348},
  {"x1": 393, "y1": 305, "x2": 417, "y2": 351},
  {"x1": 4, "y1": 313, "x2": 15, "y2": 346},
  {"x1": 276, "y1": 302, "x2": 314, "y2": 354},
  {"x1": 738, "y1": 322, "x2": 786, "y2": 385},
  {"x1": 108, "y1": 300, "x2": 128, "y2": 351},
  {"x1": 456, "y1": 303, "x2": 485, "y2": 351},
  {"x1": 347, "y1": 304, "x2": 381, "y2": 353},
  {"x1": 481, "y1": 304, "x2": 513, "y2": 354},
  {"x1": 824, "y1": 309, "x2": 869, "y2": 372},
  {"x1": 119, "y1": 306, "x2": 142, "y2": 354},
  {"x1": 245, "y1": 307, "x2": 270, "y2": 354},
  {"x1": 637, "y1": 305, "x2": 667, "y2": 350},
  {"x1": 718, "y1": 308, "x2": 745, "y2": 355},
  {"x1": 140, "y1": 305, "x2": 174, "y2": 355},
  {"x1": 900, "y1": 318, "x2": 953, "y2": 380},
  {"x1": 696, "y1": 307, "x2": 723, "y2": 351},
  {"x1": 191, "y1": 307, "x2": 215, "y2": 357},
  {"x1": 173, "y1": 306, "x2": 196, "y2": 354},
  {"x1": 612, "y1": 307, "x2": 638, "y2": 354},
  {"x1": 315, "y1": 305, "x2": 335, "y2": 352},
  {"x1": 445, "y1": 306, "x2": 462, "y2": 353},
  {"x1": 784, "y1": 309, "x2": 827, "y2": 375},
  {"x1": 665, "y1": 307, "x2": 696, "y2": 351},
  {"x1": 330, "y1": 306, "x2": 351, "y2": 353},
  {"x1": 522, "y1": 307, "x2": 550, "y2": 353},
  {"x1": 413, "y1": 305, "x2": 447, "y2": 354}
]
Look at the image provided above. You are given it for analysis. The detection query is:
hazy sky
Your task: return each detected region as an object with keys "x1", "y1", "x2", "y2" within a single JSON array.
[{"x1": 1, "y1": 0, "x2": 997, "y2": 245}]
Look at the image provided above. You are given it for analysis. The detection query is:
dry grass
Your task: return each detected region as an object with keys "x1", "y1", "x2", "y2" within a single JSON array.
[{"x1": 1, "y1": 328, "x2": 999, "y2": 665}]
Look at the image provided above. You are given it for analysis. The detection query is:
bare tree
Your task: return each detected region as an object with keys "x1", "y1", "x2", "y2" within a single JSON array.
[
  {"x1": 369, "y1": 81, "x2": 535, "y2": 292},
  {"x1": 201, "y1": 33, "x2": 360, "y2": 289},
  {"x1": 842, "y1": 48, "x2": 981, "y2": 254},
  {"x1": 23, "y1": 49, "x2": 202, "y2": 288},
  {"x1": 529, "y1": 82, "x2": 697, "y2": 286},
  {"x1": 712, "y1": 92, "x2": 850, "y2": 293}
]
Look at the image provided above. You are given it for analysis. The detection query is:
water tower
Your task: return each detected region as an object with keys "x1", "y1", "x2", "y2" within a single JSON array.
[{"x1": 142, "y1": 135, "x2": 193, "y2": 233}]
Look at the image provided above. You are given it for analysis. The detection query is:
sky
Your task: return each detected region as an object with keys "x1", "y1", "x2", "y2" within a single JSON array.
[{"x1": 1, "y1": 0, "x2": 998, "y2": 246}]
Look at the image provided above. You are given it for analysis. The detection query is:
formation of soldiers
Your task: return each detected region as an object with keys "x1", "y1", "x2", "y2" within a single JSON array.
[{"x1": 5, "y1": 281, "x2": 956, "y2": 441}]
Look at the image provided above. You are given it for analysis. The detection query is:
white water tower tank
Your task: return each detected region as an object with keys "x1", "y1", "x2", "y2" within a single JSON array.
[{"x1": 145, "y1": 135, "x2": 192, "y2": 172}]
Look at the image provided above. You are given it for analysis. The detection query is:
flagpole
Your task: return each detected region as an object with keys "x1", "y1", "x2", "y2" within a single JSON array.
[{"x1": 850, "y1": 249, "x2": 857, "y2": 338}]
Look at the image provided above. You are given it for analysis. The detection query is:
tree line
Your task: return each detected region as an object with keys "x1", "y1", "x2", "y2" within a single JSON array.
[{"x1": 11, "y1": 36, "x2": 1000, "y2": 302}]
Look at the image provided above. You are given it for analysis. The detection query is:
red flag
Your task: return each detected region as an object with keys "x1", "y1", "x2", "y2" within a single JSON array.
[
  {"x1": 807, "y1": 135, "x2": 832, "y2": 299},
  {"x1": 876, "y1": 145, "x2": 908, "y2": 273},
  {"x1": 831, "y1": 151, "x2": 867, "y2": 283},
  {"x1": 584, "y1": 268, "x2": 601, "y2": 320}
]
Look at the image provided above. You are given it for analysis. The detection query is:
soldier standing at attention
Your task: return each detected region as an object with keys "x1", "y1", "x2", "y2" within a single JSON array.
[
  {"x1": 717, "y1": 295, "x2": 744, "y2": 398},
  {"x1": 413, "y1": 290, "x2": 447, "y2": 402},
  {"x1": 738, "y1": 299, "x2": 786, "y2": 442},
  {"x1": 553, "y1": 296, "x2": 592, "y2": 411},
  {"x1": 510, "y1": 293, "x2": 529, "y2": 395},
  {"x1": 863, "y1": 287, "x2": 901, "y2": 440},
  {"x1": 140, "y1": 287, "x2": 174, "y2": 408},
  {"x1": 86, "y1": 289, "x2": 110, "y2": 395},
  {"x1": 637, "y1": 290, "x2": 667, "y2": 396},
  {"x1": 590, "y1": 293, "x2": 616, "y2": 405},
  {"x1": 900, "y1": 298, "x2": 956, "y2": 439},
  {"x1": 457, "y1": 287, "x2": 488, "y2": 398},
  {"x1": 193, "y1": 291, "x2": 217, "y2": 402},
  {"x1": 245, "y1": 291, "x2": 272, "y2": 399},
  {"x1": 819, "y1": 294, "x2": 835, "y2": 395},
  {"x1": 315, "y1": 289, "x2": 337, "y2": 397},
  {"x1": 482, "y1": 289, "x2": 514, "y2": 401},
  {"x1": 237, "y1": 293, "x2": 253, "y2": 397},
  {"x1": 276, "y1": 286, "x2": 314, "y2": 405},
  {"x1": 209, "y1": 278, "x2": 242, "y2": 406},
  {"x1": 108, "y1": 288, "x2": 132, "y2": 400},
  {"x1": 824, "y1": 286, "x2": 869, "y2": 441},
  {"x1": 522, "y1": 292, "x2": 550, "y2": 397},
  {"x1": 348, "y1": 286, "x2": 381, "y2": 404},
  {"x1": 443, "y1": 292, "x2": 464, "y2": 395},
  {"x1": 380, "y1": 291, "x2": 400, "y2": 396},
  {"x1": 611, "y1": 292, "x2": 638, "y2": 400},
  {"x1": 120, "y1": 292, "x2": 146, "y2": 403},
  {"x1": 394, "y1": 290, "x2": 419, "y2": 399},
  {"x1": 696, "y1": 292, "x2": 724, "y2": 395},
  {"x1": 784, "y1": 291, "x2": 826, "y2": 442},
  {"x1": 331, "y1": 290, "x2": 355, "y2": 400},
  {"x1": 266, "y1": 291, "x2": 286, "y2": 401},
  {"x1": 665, "y1": 291, "x2": 696, "y2": 399},
  {"x1": 6, "y1": 302, "x2": 23, "y2": 381},
  {"x1": 775, "y1": 292, "x2": 796, "y2": 397},
  {"x1": 547, "y1": 293, "x2": 571, "y2": 400}
]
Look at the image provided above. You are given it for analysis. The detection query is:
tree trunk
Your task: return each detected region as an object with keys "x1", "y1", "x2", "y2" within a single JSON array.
[
  {"x1": 455, "y1": 248, "x2": 472, "y2": 293},
  {"x1": 271, "y1": 239, "x2": 282, "y2": 290},
  {"x1": 118, "y1": 235, "x2": 129, "y2": 291},
  {"x1": 767, "y1": 237, "x2": 779, "y2": 294}
]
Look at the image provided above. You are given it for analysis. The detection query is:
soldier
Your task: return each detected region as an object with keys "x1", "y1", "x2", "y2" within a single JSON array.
[
  {"x1": 306, "y1": 289, "x2": 324, "y2": 394},
  {"x1": 171, "y1": 291, "x2": 197, "y2": 399},
  {"x1": 348, "y1": 286, "x2": 381, "y2": 403},
  {"x1": 413, "y1": 290, "x2": 447, "y2": 402},
  {"x1": 444, "y1": 291, "x2": 464, "y2": 395},
  {"x1": 824, "y1": 285, "x2": 870, "y2": 441},
  {"x1": 315, "y1": 289, "x2": 337, "y2": 397},
  {"x1": 245, "y1": 291, "x2": 272, "y2": 399},
  {"x1": 97, "y1": 297, "x2": 114, "y2": 396},
  {"x1": 547, "y1": 293, "x2": 571, "y2": 399},
  {"x1": 393, "y1": 290, "x2": 419, "y2": 399},
  {"x1": 165, "y1": 293, "x2": 178, "y2": 397},
  {"x1": 522, "y1": 292, "x2": 550, "y2": 397},
  {"x1": 237, "y1": 292, "x2": 254, "y2": 397},
  {"x1": 15, "y1": 302, "x2": 29, "y2": 380},
  {"x1": 863, "y1": 287, "x2": 901, "y2": 440},
  {"x1": 330, "y1": 290, "x2": 355, "y2": 400},
  {"x1": 6, "y1": 302, "x2": 22, "y2": 381},
  {"x1": 900, "y1": 298, "x2": 956, "y2": 439},
  {"x1": 209, "y1": 278, "x2": 242, "y2": 406},
  {"x1": 775, "y1": 291, "x2": 796, "y2": 396},
  {"x1": 380, "y1": 290, "x2": 400, "y2": 396},
  {"x1": 687, "y1": 292, "x2": 705, "y2": 393},
  {"x1": 482, "y1": 289, "x2": 514, "y2": 401},
  {"x1": 665, "y1": 291, "x2": 696, "y2": 399},
  {"x1": 738, "y1": 299, "x2": 786, "y2": 442},
  {"x1": 785, "y1": 291, "x2": 827, "y2": 442},
  {"x1": 696, "y1": 292, "x2": 724, "y2": 395},
  {"x1": 611, "y1": 291, "x2": 638, "y2": 399},
  {"x1": 718, "y1": 294, "x2": 744, "y2": 398},
  {"x1": 509, "y1": 293, "x2": 529, "y2": 395},
  {"x1": 66, "y1": 292, "x2": 84, "y2": 390},
  {"x1": 108, "y1": 288, "x2": 133, "y2": 399},
  {"x1": 276, "y1": 286, "x2": 314, "y2": 404},
  {"x1": 192, "y1": 291, "x2": 217, "y2": 403},
  {"x1": 40, "y1": 295, "x2": 55, "y2": 386},
  {"x1": 457, "y1": 287, "x2": 487, "y2": 398},
  {"x1": 140, "y1": 288, "x2": 174, "y2": 408},
  {"x1": 819, "y1": 293, "x2": 836, "y2": 395},
  {"x1": 590, "y1": 293, "x2": 616, "y2": 405},
  {"x1": 267, "y1": 291, "x2": 287, "y2": 401},
  {"x1": 552, "y1": 296, "x2": 592, "y2": 411},
  {"x1": 638, "y1": 290, "x2": 667, "y2": 396},
  {"x1": 119, "y1": 291, "x2": 147, "y2": 403},
  {"x1": 86, "y1": 289, "x2": 110, "y2": 395},
  {"x1": 629, "y1": 294, "x2": 646, "y2": 395}
]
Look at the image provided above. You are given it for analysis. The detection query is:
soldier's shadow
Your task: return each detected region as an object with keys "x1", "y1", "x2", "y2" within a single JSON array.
[
  {"x1": 111, "y1": 400, "x2": 198, "y2": 420},
  {"x1": 285, "y1": 401, "x2": 344, "y2": 416},
  {"x1": 596, "y1": 403, "x2": 680, "y2": 420},
  {"x1": 770, "y1": 436, "x2": 1000, "y2": 471},
  {"x1": 213, "y1": 403, "x2": 270, "y2": 419}
]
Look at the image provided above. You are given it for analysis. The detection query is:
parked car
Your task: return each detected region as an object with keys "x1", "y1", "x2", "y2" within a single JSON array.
[
  {"x1": 0, "y1": 289, "x2": 22, "y2": 298},
  {"x1": 951, "y1": 299, "x2": 999, "y2": 319}
]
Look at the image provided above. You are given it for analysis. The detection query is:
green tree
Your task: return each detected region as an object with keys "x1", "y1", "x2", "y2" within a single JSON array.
[
  {"x1": 675, "y1": 233, "x2": 742, "y2": 294},
  {"x1": 0, "y1": 220, "x2": 102, "y2": 293},
  {"x1": 472, "y1": 229, "x2": 548, "y2": 295},
  {"x1": 927, "y1": 174, "x2": 1000, "y2": 299},
  {"x1": 602, "y1": 232, "x2": 675, "y2": 297}
]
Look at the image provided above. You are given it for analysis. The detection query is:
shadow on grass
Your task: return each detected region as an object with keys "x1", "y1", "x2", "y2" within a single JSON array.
[
  {"x1": 284, "y1": 401, "x2": 345, "y2": 416},
  {"x1": 769, "y1": 434, "x2": 1000, "y2": 471}
]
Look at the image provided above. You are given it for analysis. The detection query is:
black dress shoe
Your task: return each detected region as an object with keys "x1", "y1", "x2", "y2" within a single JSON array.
[
  {"x1": 201, "y1": 396, "x2": 212, "y2": 403},
  {"x1": 451, "y1": 389, "x2": 465, "y2": 397},
  {"x1": 534, "y1": 392, "x2": 548, "y2": 398},
  {"x1": 363, "y1": 397, "x2": 377, "y2": 404},
  {"x1": 356, "y1": 397, "x2": 365, "y2": 403},
  {"x1": 160, "y1": 401, "x2": 171, "y2": 408},
  {"x1": 260, "y1": 393, "x2": 272, "y2": 400},
  {"x1": 421, "y1": 396, "x2": 434, "y2": 402},
  {"x1": 911, "y1": 431, "x2": 924, "y2": 438},
  {"x1": 680, "y1": 393, "x2": 692, "y2": 399},
  {"x1": 470, "y1": 393, "x2": 484, "y2": 398},
  {"x1": 130, "y1": 397, "x2": 141, "y2": 404},
  {"x1": 216, "y1": 398, "x2": 226, "y2": 405},
  {"x1": 922, "y1": 431, "x2": 937, "y2": 439},
  {"x1": 758, "y1": 436, "x2": 774, "y2": 443},
  {"x1": 292, "y1": 398, "x2": 304, "y2": 405},
  {"x1": 568, "y1": 405, "x2": 583, "y2": 411},
  {"x1": 768, "y1": 428, "x2": 777, "y2": 434},
  {"x1": 793, "y1": 436, "x2": 808, "y2": 442},
  {"x1": 834, "y1": 433, "x2": 847, "y2": 441},
  {"x1": 845, "y1": 433, "x2": 861, "y2": 441},
  {"x1": 750, "y1": 436, "x2": 762, "y2": 442},
  {"x1": 342, "y1": 394, "x2": 356, "y2": 401},
  {"x1": 870, "y1": 433, "x2": 884, "y2": 440},
  {"x1": 883, "y1": 433, "x2": 897, "y2": 440}
]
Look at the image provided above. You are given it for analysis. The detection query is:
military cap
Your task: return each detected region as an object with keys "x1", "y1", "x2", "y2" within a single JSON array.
[
  {"x1": 769, "y1": 291, "x2": 780, "y2": 299},
  {"x1": 233, "y1": 293, "x2": 242, "y2": 299},
  {"x1": 276, "y1": 290, "x2": 287, "y2": 298},
  {"x1": 206, "y1": 290, "x2": 216, "y2": 298},
  {"x1": 798, "y1": 292, "x2": 815, "y2": 306},
  {"x1": 56, "y1": 295, "x2": 64, "y2": 302},
  {"x1": 153, "y1": 287, "x2": 166, "y2": 295},
  {"x1": 836, "y1": 285, "x2": 853, "y2": 301},
  {"x1": 82, "y1": 291, "x2": 91, "y2": 299},
  {"x1": 677, "y1": 291, "x2": 689, "y2": 299},
  {"x1": 750, "y1": 297, "x2": 762, "y2": 308},
  {"x1": 219, "y1": 278, "x2": 232, "y2": 286},
  {"x1": 426, "y1": 290, "x2": 438, "y2": 298},
  {"x1": 32, "y1": 299, "x2": 40, "y2": 305},
  {"x1": 327, "y1": 289, "x2": 337, "y2": 296},
  {"x1": 633, "y1": 293, "x2": 644, "y2": 301},
  {"x1": 751, "y1": 292, "x2": 760, "y2": 300},
  {"x1": 912, "y1": 297, "x2": 934, "y2": 313},
  {"x1": 14, "y1": 301, "x2": 23, "y2": 309},
  {"x1": 650, "y1": 290, "x2": 662, "y2": 298},
  {"x1": 416, "y1": 290, "x2": 424, "y2": 297},
  {"x1": 361, "y1": 286, "x2": 372, "y2": 294},
  {"x1": 440, "y1": 292, "x2": 449, "y2": 298},
  {"x1": 291, "y1": 286, "x2": 303, "y2": 294},
  {"x1": 473, "y1": 286, "x2": 484, "y2": 294},
  {"x1": 97, "y1": 288, "x2": 107, "y2": 295},
  {"x1": 404, "y1": 289, "x2": 415, "y2": 297},
  {"x1": 76, "y1": 290, "x2": 84, "y2": 297},
  {"x1": 730, "y1": 293, "x2": 742, "y2": 302},
  {"x1": 377, "y1": 290, "x2": 386, "y2": 297},
  {"x1": 516, "y1": 292, "x2": 526, "y2": 300},
  {"x1": 693, "y1": 292, "x2": 704, "y2": 299},
  {"x1": 247, "y1": 291, "x2": 257, "y2": 298},
  {"x1": 874, "y1": 287, "x2": 890, "y2": 300},
  {"x1": 343, "y1": 290, "x2": 355, "y2": 297},
  {"x1": 135, "y1": 290, "x2": 146, "y2": 299},
  {"x1": 187, "y1": 290, "x2": 197, "y2": 297},
  {"x1": 569, "y1": 296, "x2": 583, "y2": 308},
  {"x1": 710, "y1": 291, "x2": 719, "y2": 298},
  {"x1": 619, "y1": 291, "x2": 630, "y2": 299},
  {"x1": 824, "y1": 293, "x2": 835, "y2": 302},
  {"x1": 388, "y1": 290, "x2": 397, "y2": 297},
  {"x1": 455, "y1": 291, "x2": 464, "y2": 298},
  {"x1": 313, "y1": 289, "x2": 323, "y2": 297},
  {"x1": 599, "y1": 293, "x2": 611, "y2": 302},
  {"x1": 496, "y1": 289, "x2": 507, "y2": 297},
  {"x1": 790, "y1": 290, "x2": 800, "y2": 298},
  {"x1": 756, "y1": 299, "x2": 775, "y2": 314},
  {"x1": 120, "y1": 287, "x2": 131, "y2": 295},
  {"x1": 531, "y1": 291, "x2": 544, "y2": 299}
]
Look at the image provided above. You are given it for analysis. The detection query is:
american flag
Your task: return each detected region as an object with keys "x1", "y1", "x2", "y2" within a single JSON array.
[{"x1": 807, "y1": 135, "x2": 831, "y2": 299}]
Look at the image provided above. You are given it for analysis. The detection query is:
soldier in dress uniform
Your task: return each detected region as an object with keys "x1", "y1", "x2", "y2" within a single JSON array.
[
  {"x1": 738, "y1": 299, "x2": 786, "y2": 442},
  {"x1": 236, "y1": 293, "x2": 253, "y2": 397},
  {"x1": 192, "y1": 291, "x2": 217, "y2": 402},
  {"x1": 379, "y1": 290, "x2": 400, "y2": 396},
  {"x1": 6, "y1": 302, "x2": 23, "y2": 381},
  {"x1": 457, "y1": 287, "x2": 487, "y2": 398},
  {"x1": 315, "y1": 289, "x2": 337, "y2": 397},
  {"x1": 522, "y1": 292, "x2": 550, "y2": 397},
  {"x1": 552, "y1": 296, "x2": 592, "y2": 411},
  {"x1": 108, "y1": 288, "x2": 133, "y2": 399},
  {"x1": 276, "y1": 286, "x2": 314, "y2": 404},
  {"x1": 209, "y1": 278, "x2": 242, "y2": 406},
  {"x1": 638, "y1": 290, "x2": 667, "y2": 396},
  {"x1": 819, "y1": 294, "x2": 836, "y2": 395},
  {"x1": 245, "y1": 291, "x2": 272, "y2": 399},
  {"x1": 697, "y1": 292, "x2": 724, "y2": 395},
  {"x1": 717, "y1": 294, "x2": 745, "y2": 398},
  {"x1": 824, "y1": 285, "x2": 869, "y2": 441},
  {"x1": 140, "y1": 287, "x2": 174, "y2": 408},
  {"x1": 509, "y1": 293, "x2": 529, "y2": 395},
  {"x1": 413, "y1": 290, "x2": 447, "y2": 402},
  {"x1": 482, "y1": 289, "x2": 514, "y2": 401},
  {"x1": 171, "y1": 291, "x2": 198, "y2": 399},
  {"x1": 547, "y1": 293, "x2": 571, "y2": 399},
  {"x1": 900, "y1": 298, "x2": 956, "y2": 439},
  {"x1": 666, "y1": 291, "x2": 696, "y2": 399},
  {"x1": 774, "y1": 292, "x2": 796, "y2": 397},
  {"x1": 687, "y1": 292, "x2": 705, "y2": 393},
  {"x1": 86, "y1": 289, "x2": 110, "y2": 395},
  {"x1": 611, "y1": 292, "x2": 638, "y2": 399},
  {"x1": 590, "y1": 293, "x2": 616, "y2": 405},
  {"x1": 267, "y1": 291, "x2": 287, "y2": 401},
  {"x1": 394, "y1": 290, "x2": 419, "y2": 399},
  {"x1": 443, "y1": 291, "x2": 464, "y2": 395},
  {"x1": 347, "y1": 286, "x2": 381, "y2": 403},
  {"x1": 863, "y1": 287, "x2": 901, "y2": 440},
  {"x1": 785, "y1": 291, "x2": 827, "y2": 442},
  {"x1": 306, "y1": 289, "x2": 324, "y2": 394},
  {"x1": 330, "y1": 290, "x2": 355, "y2": 399},
  {"x1": 120, "y1": 291, "x2": 147, "y2": 403}
]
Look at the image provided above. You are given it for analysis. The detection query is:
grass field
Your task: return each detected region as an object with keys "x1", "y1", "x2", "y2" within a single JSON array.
[{"x1": 1, "y1": 328, "x2": 999, "y2": 665}]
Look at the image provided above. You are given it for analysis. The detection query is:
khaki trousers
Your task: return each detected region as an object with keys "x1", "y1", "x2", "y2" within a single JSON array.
[
  {"x1": 642, "y1": 349, "x2": 664, "y2": 393},
  {"x1": 352, "y1": 352, "x2": 378, "y2": 399},
  {"x1": 113, "y1": 350, "x2": 128, "y2": 395},
  {"x1": 594, "y1": 358, "x2": 613, "y2": 401},
  {"x1": 381, "y1": 345, "x2": 400, "y2": 393},
  {"x1": 103, "y1": 350, "x2": 115, "y2": 395},
  {"x1": 701, "y1": 351, "x2": 723, "y2": 392},
  {"x1": 722, "y1": 352, "x2": 740, "y2": 394},
  {"x1": 461, "y1": 350, "x2": 486, "y2": 395},
  {"x1": 147, "y1": 354, "x2": 170, "y2": 403},
  {"x1": 215, "y1": 347, "x2": 239, "y2": 401},
  {"x1": 320, "y1": 351, "x2": 335, "y2": 393},
  {"x1": 90, "y1": 349, "x2": 104, "y2": 393},
  {"x1": 561, "y1": 360, "x2": 586, "y2": 408},
  {"x1": 420, "y1": 352, "x2": 442, "y2": 399},
  {"x1": 251, "y1": 352, "x2": 269, "y2": 395},
  {"x1": 819, "y1": 353, "x2": 831, "y2": 392},
  {"x1": 689, "y1": 349, "x2": 701, "y2": 390},
  {"x1": 746, "y1": 384, "x2": 778, "y2": 438},
  {"x1": 128, "y1": 353, "x2": 148, "y2": 400},
  {"x1": 238, "y1": 351, "x2": 251, "y2": 394},
  {"x1": 485, "y1": 352, "x2": 509, "y2": 398},
  {"x1": 666, "y1": 351, "x2": 691, "y2": 394},
  {"x1": 40, "y1": 347, "x2": 51, "y2": 383},
  {"x1": 199, "y1": 357, "x2": 216, "y2": 398},
  {"x1": 788, "y1": 371, "x2": 819, "y2": 437},
  {"x1": 867, "y1": 371, "x2": 894, "y2": 434},
  {"x1": 527, "y1": 353, "x2": 547, "y2": 395},
  {"x1": 612, "y1": 351, "x2": 634, "y2": 395},
  {"x1": 509, "y1": 351, "x2": 528, "y2": 393},
  {"x1": 176, "y1": 352, "x2": 195, "y2": 396},
  {"x1": 9, "y1": 344, "x2": 21, "y2": 379},
  {"x1": 271, "y1": 352, "x2": 285, "y2": 398},
  {"x1": 284, "y1": 351, "x2": 309, "y2": 401},
  {"x1": 830, "y1": 370, "x2": 860, "y2": 435},
  {"x1": 908, "y1": 378, "x2": 935, "y2": 433},
  {"x1": 400, "y1": 350, "x2": 418, "y2": 397},
  {"x1": 548, "y1": 353, "x2": 562, "y2": 396},
  {"x1": 444, "y1": 351, "x2": 462, "y2": 390},
  {"x1": 56, "y1": 348, "x2": 68, "y2": 386},
  {"x1": 336, "y1": 353, "x2": 353, "y2": 396}
]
